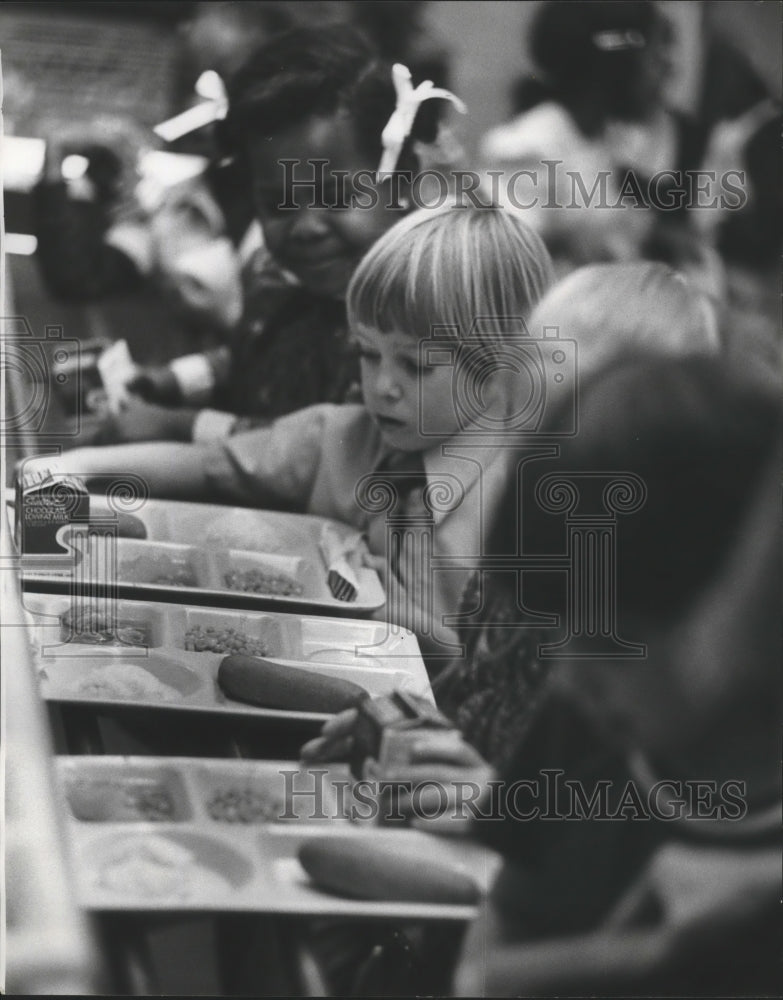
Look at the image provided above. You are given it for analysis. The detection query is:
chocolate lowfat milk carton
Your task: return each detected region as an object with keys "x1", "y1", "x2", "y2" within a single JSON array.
[{"x1": 15, "y1": 466, "x2": 90, "y2": 555}]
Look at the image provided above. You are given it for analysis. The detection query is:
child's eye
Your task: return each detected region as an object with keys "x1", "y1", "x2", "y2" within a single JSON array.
[{"x1": 358, "y1": 349, "x2": 380, "y2": 364}]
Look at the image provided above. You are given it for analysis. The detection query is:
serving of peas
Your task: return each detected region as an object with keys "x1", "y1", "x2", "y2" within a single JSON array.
[{"x1": 184, "y1": 625, "x2": 269, "y2": 657}]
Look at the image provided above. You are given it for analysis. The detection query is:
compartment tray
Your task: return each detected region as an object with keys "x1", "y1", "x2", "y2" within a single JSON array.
[
  {"x1": 25, "y1": 594, "x2": 430, "y2": 723},
  {"x1": 16, "y1": 497, "x2": 386, "y2": 617},
  {"x1": 57, "y1": 757, "x2": 499, "y2": 918}
]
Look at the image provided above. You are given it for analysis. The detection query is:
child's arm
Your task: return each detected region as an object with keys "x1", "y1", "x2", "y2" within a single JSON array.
[
  {"x1": 92, "y1": 398, "x2": 201, "y2": 444},
  {"x1": 22, "y1": 403, "x2": 346, "y2": 510},
  {"x1": 20, "y1": 442, "x2": 211, "y2": 499},
  {"x1": 91, "y1": 398, "x2": 247, "y2": 445}
]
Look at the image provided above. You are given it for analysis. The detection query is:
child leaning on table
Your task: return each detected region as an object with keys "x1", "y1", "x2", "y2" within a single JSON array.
[
  {"x1": 28, "y1": 204, "x2": 553, "y2": 664},
  {"x1": 302, "y1": 258, "x2": 723, "y2": 776}
]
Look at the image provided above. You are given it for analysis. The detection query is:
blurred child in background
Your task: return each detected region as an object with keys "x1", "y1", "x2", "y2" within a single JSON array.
[
  {"x1": 481, "y1": 1, "x2": 682, "y2": 262},
  {"x1": 454, "y1": 350, "x2": 780, "y2": 997},
  {"x1": 31, "y1": 2, "x2": 306, "y2": 331},
  {"x1": 479, "y1": 0, "x2": 727, "y2": 306}
]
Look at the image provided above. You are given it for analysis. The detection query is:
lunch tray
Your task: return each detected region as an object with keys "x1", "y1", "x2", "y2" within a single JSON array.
[
  {"x1": 17, "y1": 496, "x2": 386, "y2": 617},
  {"x1": 24, "y1": 593, "x2": 431, "y2": 723},
  {"x1": 56, "y1": 756, "x2": 498, "y2": 918}
]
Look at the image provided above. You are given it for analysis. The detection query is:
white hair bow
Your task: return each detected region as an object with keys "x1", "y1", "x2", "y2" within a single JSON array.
[
  {"x1": 154, "y1": 71, "x2": 229, "y2": 143},
  {"x1": 377, "y1": 64, "x2": 467, "y2": 179}
]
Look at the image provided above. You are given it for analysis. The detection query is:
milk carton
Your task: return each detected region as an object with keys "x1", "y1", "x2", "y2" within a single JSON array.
[{"x1": 15, "y1": 465, "x2": 90, "y2": 555}]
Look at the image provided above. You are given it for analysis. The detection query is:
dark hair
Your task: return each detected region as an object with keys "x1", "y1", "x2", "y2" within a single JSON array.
[
  {"x1": 491, "y1": 353, "x2": 781, "y2": 635},
  {"x1": 526, "y1": 0, "x2": 670, "y2": 132},
  {"x1": 220, "y1": 23, "x2": 441, "y2": 174}
]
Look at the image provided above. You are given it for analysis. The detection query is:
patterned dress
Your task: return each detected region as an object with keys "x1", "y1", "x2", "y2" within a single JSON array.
[
  {"x1": 215, "y1": 283, "x2": 362, "y2": 428},
  {"x1": 432, "y1": 570, "x2": 549, "y2": 771}
]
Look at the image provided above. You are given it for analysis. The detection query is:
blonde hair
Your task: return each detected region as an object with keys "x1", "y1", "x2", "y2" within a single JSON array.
[
  {"x1": 529, "y1": 261, "x2": 721, "y2": 379},
  {"x1": 347, "y1": 205, "x2": 554, "y2": 349}
]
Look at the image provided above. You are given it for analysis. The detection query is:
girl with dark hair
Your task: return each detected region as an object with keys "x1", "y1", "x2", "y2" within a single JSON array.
[
  {"x1": 480, "y1": 1, "x2": 707, "y2": 274},
  {"x1": 520, "y1": 0, "x2": 672, "y2": 130},
  {"x1": 100, "y1": 23, "x2": 465, "y2": 443}
]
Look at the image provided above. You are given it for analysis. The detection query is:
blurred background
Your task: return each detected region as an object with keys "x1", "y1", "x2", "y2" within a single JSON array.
[
  {"x1": 3, "y1": 2, "x2": 781, "y2": 154},
  {"x1": 3, "y1": 0, "x2": 780, "y2": 368}
]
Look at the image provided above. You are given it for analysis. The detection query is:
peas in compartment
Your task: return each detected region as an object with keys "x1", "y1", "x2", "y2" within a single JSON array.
[
  {"x1": 206, "y1": 786, "x2": 284, "y2": 823},
  {"x1": 224, "y1": 567, "x2": 304, "y2": 596},
  {"x1": 184, "y1": 624, "x2": 268, "y2": 657}
]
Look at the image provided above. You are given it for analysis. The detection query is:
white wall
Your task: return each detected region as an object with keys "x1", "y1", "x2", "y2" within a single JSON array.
[{"x1": 426, "y1": 0, "x2": 541, "y2": 159}]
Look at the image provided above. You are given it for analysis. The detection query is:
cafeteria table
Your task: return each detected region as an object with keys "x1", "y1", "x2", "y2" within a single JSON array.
[{"x1": 3, "y1": 253, "x2": 499, "y2": 997}]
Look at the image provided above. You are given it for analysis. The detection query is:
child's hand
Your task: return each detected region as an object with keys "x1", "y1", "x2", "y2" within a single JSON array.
[
  {"x1": 366, "y1": 733, "x2": 494, "y2": 829},
  {"x1": 299, "y1": 707, "x2": 359, "y2": 763},
  {"x1": 94, "y1": 397, "x2": 195, "y2": 444}
]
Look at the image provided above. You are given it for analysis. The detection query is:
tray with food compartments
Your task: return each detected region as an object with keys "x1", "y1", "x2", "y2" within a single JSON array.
[
  {"x1": 57, "y1": 756, "x2": 498, "y2": 918},
  {"x1": 16, "y1": 496, "x2": 386, "y2": 616},
  {"x1": 24, "y1": 593, "x2": 430, "y2": 723}
]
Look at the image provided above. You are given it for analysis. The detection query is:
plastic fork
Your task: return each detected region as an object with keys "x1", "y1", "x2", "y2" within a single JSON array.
[
  {"x1": 327, "y1": 566, "x2": 357, "y2": 602},
  {"x1": 319, "y1": 525, "x2": 361, "y2": 602}
]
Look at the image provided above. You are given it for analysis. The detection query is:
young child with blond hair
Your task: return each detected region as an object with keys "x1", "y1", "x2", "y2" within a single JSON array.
[{"x1": 31, "y1": 205, "x2": 554, "y2": 664}]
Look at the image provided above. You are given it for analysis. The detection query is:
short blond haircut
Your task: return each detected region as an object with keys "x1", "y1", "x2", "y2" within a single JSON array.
[
  {"x1": 529, "y1": 261, "x2": 721, "y2": 380},
  {"x1": 347, "y1": 205, "x2": 554, "y2": 349}
]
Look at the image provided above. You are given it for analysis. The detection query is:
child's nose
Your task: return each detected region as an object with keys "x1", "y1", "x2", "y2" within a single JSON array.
[{"x1": 375, "y1": 369, "x2": 402, "y2": 400}]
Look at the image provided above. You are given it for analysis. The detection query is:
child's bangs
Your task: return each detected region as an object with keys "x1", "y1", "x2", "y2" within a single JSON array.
[
  {"x1": 349, "y1": 229, "x2": 470, "y2": 342},
  {"x1": 348, "y1": 206, "x2": 555, "y2": 345},
  {"x1": 349, "y1": 215, "x2": 495, "y2": 342}
]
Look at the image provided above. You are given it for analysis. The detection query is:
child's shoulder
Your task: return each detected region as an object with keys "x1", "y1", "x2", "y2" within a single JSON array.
[
  {"x1": 319, "y1": 402, "x2": 377, "y2": 438},
  {"x1": 300, "y1": 404, "x2": 385, "y2": 476},
  {"x1": 275, "y1": 401, "x2": 373, "y2": 439}
]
